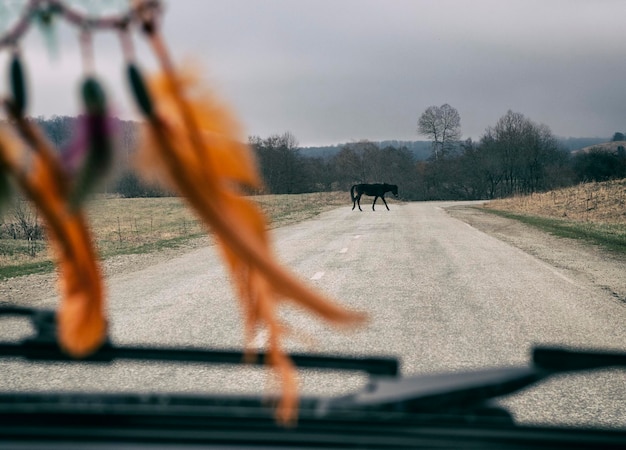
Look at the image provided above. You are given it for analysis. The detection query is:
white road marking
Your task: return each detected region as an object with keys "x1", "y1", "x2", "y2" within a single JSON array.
[
  {"x1": 311, "y1": 271, "x2": 325, "y2": 280},
  {"x1": 339, "y1": 248, "x2": 348, "y2": 253},
  {"x1": 251, "y1": 330, "x2": 268, "y2": 348}
]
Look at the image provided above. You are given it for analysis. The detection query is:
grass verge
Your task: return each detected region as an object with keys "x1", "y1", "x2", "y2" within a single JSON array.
[
  {"x1": 482, "y1": 208, "x2": 626, "y2": 255},
  {"x1": 0, "y1": 261, "x2": 55, "y2": 279},
  {"x1": 0, "y1": 192, "x2": 348, "y2": 280},
  {"x1": 482, "y1": 178, "x2": 626, "y2": 255}
]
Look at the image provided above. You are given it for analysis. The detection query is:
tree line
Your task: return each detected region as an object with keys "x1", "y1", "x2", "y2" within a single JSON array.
[
  {"x1": 250, "y1": 107, "x2": 625, "y2": 200},
  {"x1": 23, "y1": 111, "x2": 626, "y2": 201},
  {"x1": 414, "y1": 106, "x2": 624, "y2": 199}
]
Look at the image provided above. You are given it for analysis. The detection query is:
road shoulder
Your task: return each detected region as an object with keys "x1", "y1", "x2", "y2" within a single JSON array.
[{"x1": 445, "y1": 205, "x2": 626, "y2": 305}]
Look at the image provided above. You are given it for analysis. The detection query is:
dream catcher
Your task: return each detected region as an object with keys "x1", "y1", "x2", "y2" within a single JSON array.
[{"x1": 0, "y1": 0, "x2": 365, "y2": 423}]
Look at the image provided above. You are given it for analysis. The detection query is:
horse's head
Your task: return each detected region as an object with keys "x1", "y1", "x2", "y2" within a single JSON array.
[{"x1": 390, "y1": 184, "x2": 398, "y2": 197}]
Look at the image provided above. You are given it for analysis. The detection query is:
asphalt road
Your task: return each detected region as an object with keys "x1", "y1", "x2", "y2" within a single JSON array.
[{"x1": 1, "y1": 201, "x2": 625, "y2": 428}]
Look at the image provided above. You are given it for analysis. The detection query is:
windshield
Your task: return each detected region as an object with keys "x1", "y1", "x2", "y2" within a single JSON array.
[{"x1": 0, "y1": 0, "x2": 624, "y2": 436}]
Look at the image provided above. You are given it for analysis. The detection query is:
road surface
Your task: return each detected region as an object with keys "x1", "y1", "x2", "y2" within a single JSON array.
[{"x1": 1, "y1": 201, "x2": 624, "y2": 428}]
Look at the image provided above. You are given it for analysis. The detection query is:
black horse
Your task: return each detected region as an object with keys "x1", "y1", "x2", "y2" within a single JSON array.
[{"x1": 350, "y1": 183, "x2": 398, "y2": 211}]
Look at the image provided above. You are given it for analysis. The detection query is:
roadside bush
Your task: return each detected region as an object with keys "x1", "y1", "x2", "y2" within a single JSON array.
[
  {"x1": 0, "y1": 200, "x2": 45, "y2": 257},
  {"x1": 114, "y1": 172, "x2": 170, "y2": 198},
  {"x1": 573, "y1": 148, "x2": 626, "y2": 182}
]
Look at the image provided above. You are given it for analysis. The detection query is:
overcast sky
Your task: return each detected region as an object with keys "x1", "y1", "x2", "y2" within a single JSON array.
[{"x1": 2, "y1": 0, "x2": 626, "y2": 146}]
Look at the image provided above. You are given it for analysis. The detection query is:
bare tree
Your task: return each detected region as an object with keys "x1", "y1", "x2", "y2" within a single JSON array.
[
  {"x1": 332, "y1": 145, "x2": 364, "y2": 190},
  {"x1": 417, "y1": 104, "x2": 461, "y2": 160},
  {"x1": 249, "y1": 132, "x2": 304, "y2": 194},
  {"x1": 479, "y1": 110, "x2": 568, "y2": 196}
]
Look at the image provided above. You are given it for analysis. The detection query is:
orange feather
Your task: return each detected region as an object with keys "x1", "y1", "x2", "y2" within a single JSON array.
[
  {"x1": 136, "y1": 67, "x2": 366, "y2": 423},
  {"x1": 0, "y1": 125, "x2": 106, "y2": 358}
]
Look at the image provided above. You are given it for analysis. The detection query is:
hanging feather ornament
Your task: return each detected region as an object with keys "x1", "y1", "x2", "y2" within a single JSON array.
[
  {"x1": 67, "y1": 76, "x2": 115, "y2": 209},
  {"x1": 1, "y1": 47, "x2": 107, "y2": 358},
  {"x1": 35, "y1": 6, "x2": 59, "y2": 60},
  {"x1": 127, "y1": 60, "x2": 367, "y2": 424},
  {"x1": 0, "y1": 0, "x2": 367, "y2": 425},
  {"x1": 9, "y1": 52, "x2": 26, "y2": 116},
  {"x1": 0, "y1": 130, "x2": 14, "y2": 215}
]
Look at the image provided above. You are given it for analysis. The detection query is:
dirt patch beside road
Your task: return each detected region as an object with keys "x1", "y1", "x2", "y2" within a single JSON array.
[
  {"x1": 0, "y1": 237, "x2": 211, "y2": 308},
  {"x1": 446, "y1": 205, "x2": 626, "y2": 305}
]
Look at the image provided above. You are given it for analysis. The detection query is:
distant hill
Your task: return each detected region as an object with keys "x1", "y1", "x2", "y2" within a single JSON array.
[
  {"x1": 301, "y1": 140, "x2": 432, "y2": 160},
  {"x1": 571, "y1": 141, "x2": 626, "y2": 155},
  {"x1": 557, "y1": 137, "x2": 607, "y2": 152},
  {"x1": 378, "y1": 140, "x2": 432, "y2": 160},
  {"x1": 299, "y1": 137, "x2": 608, "y2": 160},
  {"x1": 300, "y1": 145, "x2": 342, "y2": 159}
]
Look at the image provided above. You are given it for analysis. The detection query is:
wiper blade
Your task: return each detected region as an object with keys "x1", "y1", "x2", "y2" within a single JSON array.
[
  {"x1": 0, "y1": 306, "x2": 398, "y2": 376},
  {"x1": 326, "y1": 366, "x2": 540, "y2": 413},
  {"x1": 1, "y1": 305, "x2": 625, "y2": 416},
  {"x1": 533, "y1": 346, "x2": 626, "y2": 371},
  {"x1": 328, "y1": 346, "x2": 626, "y2": 414},
  {"x1": 0, "y1": 341, "x2": 399, "y2": 376}
]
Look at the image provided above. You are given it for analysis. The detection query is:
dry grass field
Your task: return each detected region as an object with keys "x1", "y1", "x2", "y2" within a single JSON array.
[
  {"x1": 484, "y1": 179, "x2": 626, "y2": 224},
  {"x1": 482, "y1": 178, "x2": 626, "y2": 253},
  {"x1": 2, "y1": 180, "x2": 624, "y2": 279},
  {"x1": 0, "y1": 191, "x2": 348, "y2": 278}
]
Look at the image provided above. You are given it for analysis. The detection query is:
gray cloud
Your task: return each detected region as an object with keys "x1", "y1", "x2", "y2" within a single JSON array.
[{"x1": 2, "y1": 0, "x2": 626, "y2": 146}]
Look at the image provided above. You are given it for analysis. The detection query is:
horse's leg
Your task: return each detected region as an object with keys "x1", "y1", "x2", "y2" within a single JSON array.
[
  {"x1": 372, "y1": 196, "x2": 378, "y2": 211},
  {"x1": 357, "y1": 193, "x2": 363, "y2": 211},
  {"x1": 381, "y1": 194, "x2": 390, "y2": 210},
  {"x1": 352, "y1": 197, "x2": 356, "y2": 210}
]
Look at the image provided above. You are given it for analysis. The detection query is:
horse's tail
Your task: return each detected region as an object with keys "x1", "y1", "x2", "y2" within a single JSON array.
[{"x1": 350, "y1": 184, "x2": 357, "y2": 202}]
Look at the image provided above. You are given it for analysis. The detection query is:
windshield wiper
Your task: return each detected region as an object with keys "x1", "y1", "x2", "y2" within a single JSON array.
[
  {"x1": 326, "y1": 346, "x2": 626, "y2": 415},
  {"x1": 0, "y1": 306, "x2": 398, "y2": 376},
  {"x1": 1, "y1": 305, "x2": 625, "y2": 448},
  {"x1": 533, "y1": 346, "x2": 626, "y2": 371},
  {"x1": 1, "y1": 305, "x2": 625, "y2": 416}
]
